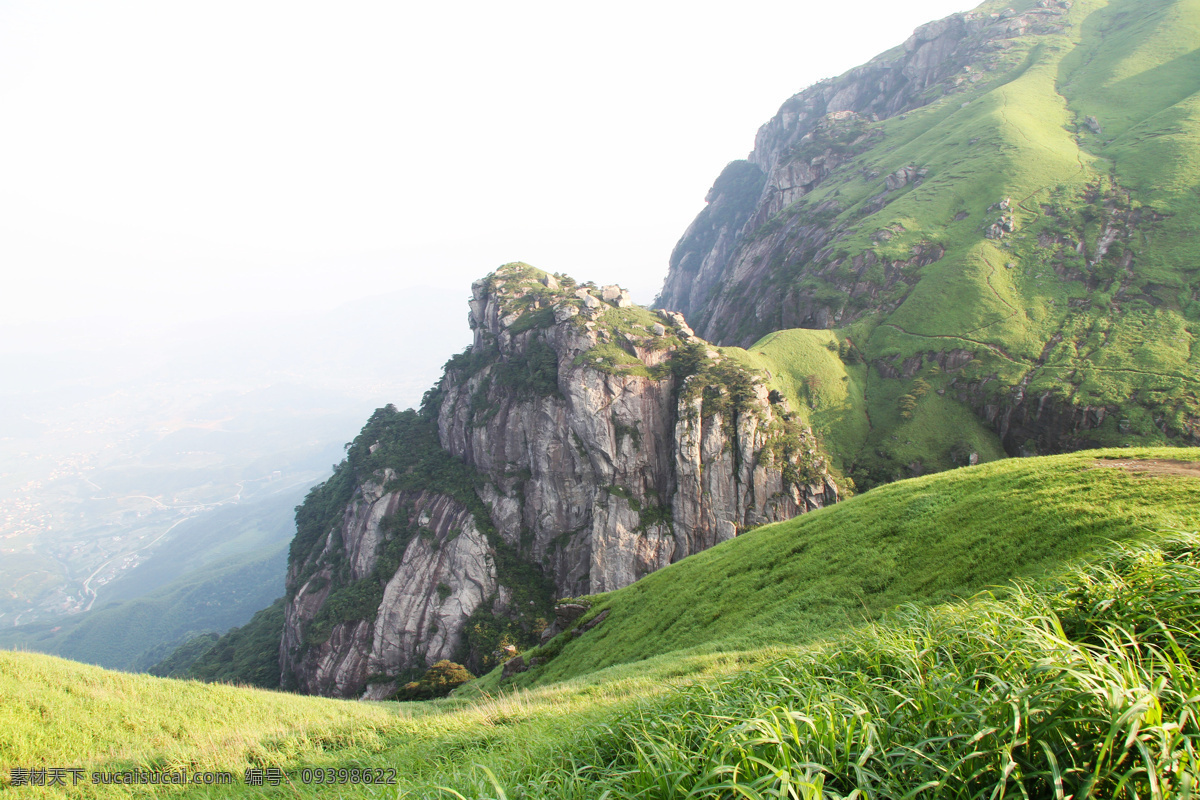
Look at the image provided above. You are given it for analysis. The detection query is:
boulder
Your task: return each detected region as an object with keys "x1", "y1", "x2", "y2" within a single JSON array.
[
  {"x1": 502, "y1": 655, "x2": 527, "y2": 679},
  {"x1": 539, "y1": 602, "x2": 590, "y2": 643}
]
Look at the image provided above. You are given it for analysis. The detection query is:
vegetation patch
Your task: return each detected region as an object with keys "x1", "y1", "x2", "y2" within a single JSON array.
[
  {"x1": 160, "y1": 598, "x2": 286, "y2": 688},
  {"x1": 505, "y1": 533, "x2": 1200, "y2": 798},
  {"x1": 304, "y1": 578, "x2": 384, "y2": 647},
  {"x1": 493, "y1": 338, "x2": 559, "y2": 397},
  {"x1": 394, "y1": 660, "x2": 474, "y2": 701}
]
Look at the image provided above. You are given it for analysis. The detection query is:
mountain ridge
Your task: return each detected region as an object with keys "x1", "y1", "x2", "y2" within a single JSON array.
[
  {"x1": 8, "y1": 447, "x2": 1200, "y2": 798},
  {"x1": 657, "y1": 0, "x2": 1200, "y2": 486}
]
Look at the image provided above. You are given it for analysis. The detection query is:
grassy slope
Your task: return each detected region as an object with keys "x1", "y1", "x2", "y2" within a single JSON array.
[
  {"x1": 3, "y1": 449, "x2": 1200, "y2": 797},
  {"x1": 0, "y1": 646, "x2": 674, "y2": 799},
  {"x1": 498, "y1": 534, "x2": 1200, "y2": 798},
  {"x1": 488, "y1": 447, "x2": 1200, "y2": 689},
  {"x1": 715, "y1": 0, "x2": 1200, "y2": 479},
  {"x1": 4, "y1": 449, "x2": 1200, "y2": 798},
  {"x1": 721, "y1": 328, "x2": 1009, "y2": 478}
]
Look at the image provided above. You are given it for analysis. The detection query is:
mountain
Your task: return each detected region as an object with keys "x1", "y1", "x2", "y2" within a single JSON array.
[
  {"x1": 477, "y1": 447, "x2": 1200, "y2": 690},
  {"x1": 169, "y1": 0, "x2": 1200, "y2": 699},
  {"x1": 659, "y1": 0, "x2": 1200, "y2": 485},
  {"x1": 277, "y1": 264, "x2": 838, "y2": 697}
]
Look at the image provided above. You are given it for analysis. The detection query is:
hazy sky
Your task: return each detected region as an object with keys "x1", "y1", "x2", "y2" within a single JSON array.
[{"x1": 1, "y1": 0, "x2": 976, "y2": 333}]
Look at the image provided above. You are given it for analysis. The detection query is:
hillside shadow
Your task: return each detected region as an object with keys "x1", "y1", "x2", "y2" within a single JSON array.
[{"x1": 1058, "y1": 0, "x2": 1200, "y2": 138}]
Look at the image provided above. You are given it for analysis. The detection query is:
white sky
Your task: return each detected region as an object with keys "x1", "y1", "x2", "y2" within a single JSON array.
[{"x1": 1, "y1": 0, "x2": 976, "y2": 332}]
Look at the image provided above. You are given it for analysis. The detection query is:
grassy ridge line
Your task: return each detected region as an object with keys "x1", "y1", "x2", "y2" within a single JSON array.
[
  {"x1": 0, "y1": 651, "x2": 395, "y2": 774},
  {"x1": 487, "y1": 447, "x2": 1200, "y2": 690},
  {"x1": 5, "y1": 531, "x2": 1196, "y2": 799},
  {"x1": 695, "y1": 0, "x2": 1200, "y2": 477}
]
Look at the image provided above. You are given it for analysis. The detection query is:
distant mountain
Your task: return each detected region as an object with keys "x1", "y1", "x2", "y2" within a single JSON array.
[
  {"x1": 658, "y1": 0, "x2": 1200, "y2": 486},
  {"x1": 0, "y1": 490, "x2": 296, "y2": 671}
]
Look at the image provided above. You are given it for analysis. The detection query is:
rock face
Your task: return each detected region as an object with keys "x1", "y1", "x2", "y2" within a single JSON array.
[
  {"x1": 281, "y1": 265, "x2": 838, "y2": 697},
  {"x1": 439, "y1": 269, "x2": 834, "y2": 597},
  {"x1": 657, "y1": 4, "x2": 1071, "y2": 345},
  {"x1": 281, "y1": 480, "x2": 495, "y2": 699}
]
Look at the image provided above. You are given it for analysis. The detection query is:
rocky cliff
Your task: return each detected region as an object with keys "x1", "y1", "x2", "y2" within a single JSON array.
[
  {"x1": 657, "y1": 0, "x2": 1200, "y2": 483},
  {"x1": 658, "y1": 3, "x2": 1073, "y2": 339},
  {"x1": 281, "y1": 264, "x2": 837, "y2": 697}
]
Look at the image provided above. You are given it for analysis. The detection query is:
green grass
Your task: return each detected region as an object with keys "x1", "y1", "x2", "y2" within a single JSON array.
[
  {"x1": 722, "y1": 329, "x2": 870, "y2": 473},
  {"x1": 675, "y1": 0, "x2": 1200, "y2": 482},
  {"x1": 493, "y1": 447, "x2": 1200, "y2": 689},
  {"x1": 497, "y1": 532, "x2": 1200, "y2": 798},
  {"x1": 4, "y1": 449, "x2": 1200, "y2": 797},
  {"x1": 721, "y1": 326, "x2": 1010, "y2": 481},
  {"x1": 0, "y1": 649, "x2": 405, "y2": 792},
  {"x1": 0, "y1": 645, "x2": 685, "y2": 799}
]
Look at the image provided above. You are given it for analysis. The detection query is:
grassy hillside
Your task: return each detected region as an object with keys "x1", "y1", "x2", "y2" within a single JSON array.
[
  {"x1": 721, "y1": 328, "x2": 1009, "y2": 479},
  {"x1": 666, "y1": 0, "x2": 1200, "y2": 483},
  {"x1": 0, "y1": 645, "x2": 667, "y2": 799},
  {"x1": 2, "y1": 449, "x2": 1198, "y2": 797},
  {"x1": 480, "y1": 447, "x2": 1200, "y2": 690},
  {"x1": 491, "y1": 532, "x2": 1200, "y2": 798}
]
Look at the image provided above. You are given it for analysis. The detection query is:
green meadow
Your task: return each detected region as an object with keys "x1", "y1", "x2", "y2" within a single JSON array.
[
  {"x1": 4, "y1": 448, "x2": 1200, "y2": 798},
  {"x1": 8, "y1": 1, "x2": 1200, "y2": 795}
]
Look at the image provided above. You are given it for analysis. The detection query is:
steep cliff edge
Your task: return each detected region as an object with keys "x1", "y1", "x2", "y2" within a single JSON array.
[
  {"x1": 280, "y1": 264, "x2": 838, "y2": 697},
  {"x1": 659, "y1": 2, "x2": 1069, "y2": 334},
  {"x1": 658, "y1": 0, "x2": 1200, "y2": 484}
]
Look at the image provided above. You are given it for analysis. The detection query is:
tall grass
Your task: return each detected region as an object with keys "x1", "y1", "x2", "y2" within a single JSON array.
[
  {"x1": 471, "y1": 534, "x2": 1200, "y2": 799},
  {"x1": 6, "y1": 454, "x2": 1200, "y2": 798}
]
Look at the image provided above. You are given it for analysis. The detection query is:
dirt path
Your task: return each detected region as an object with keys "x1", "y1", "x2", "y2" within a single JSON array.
[{"x1": 1092, "y1": 458, "x2": 1200, "y2": 478}]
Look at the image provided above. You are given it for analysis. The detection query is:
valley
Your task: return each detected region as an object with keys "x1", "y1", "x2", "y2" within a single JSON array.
[{"x1": 0, "y1": 378, "x2": 353, "y2": 627}]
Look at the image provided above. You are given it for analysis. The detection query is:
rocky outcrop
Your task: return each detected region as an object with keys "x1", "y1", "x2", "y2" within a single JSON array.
[
  {"x1": 281, "y1": 481, "x2": 495, "y2": 698},
  {"x1": 281, "y1": 264, "x2": 838, "y2": 698},
  {"x1": 437, "y1": 268, "x2": 835, "y2": 597},
  {"x1": 659, "y1": 3, "x2": 1072, "y2": 345},
  {"x1": 538, "y1": 603, "x2": 589, "y2": 644}
]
